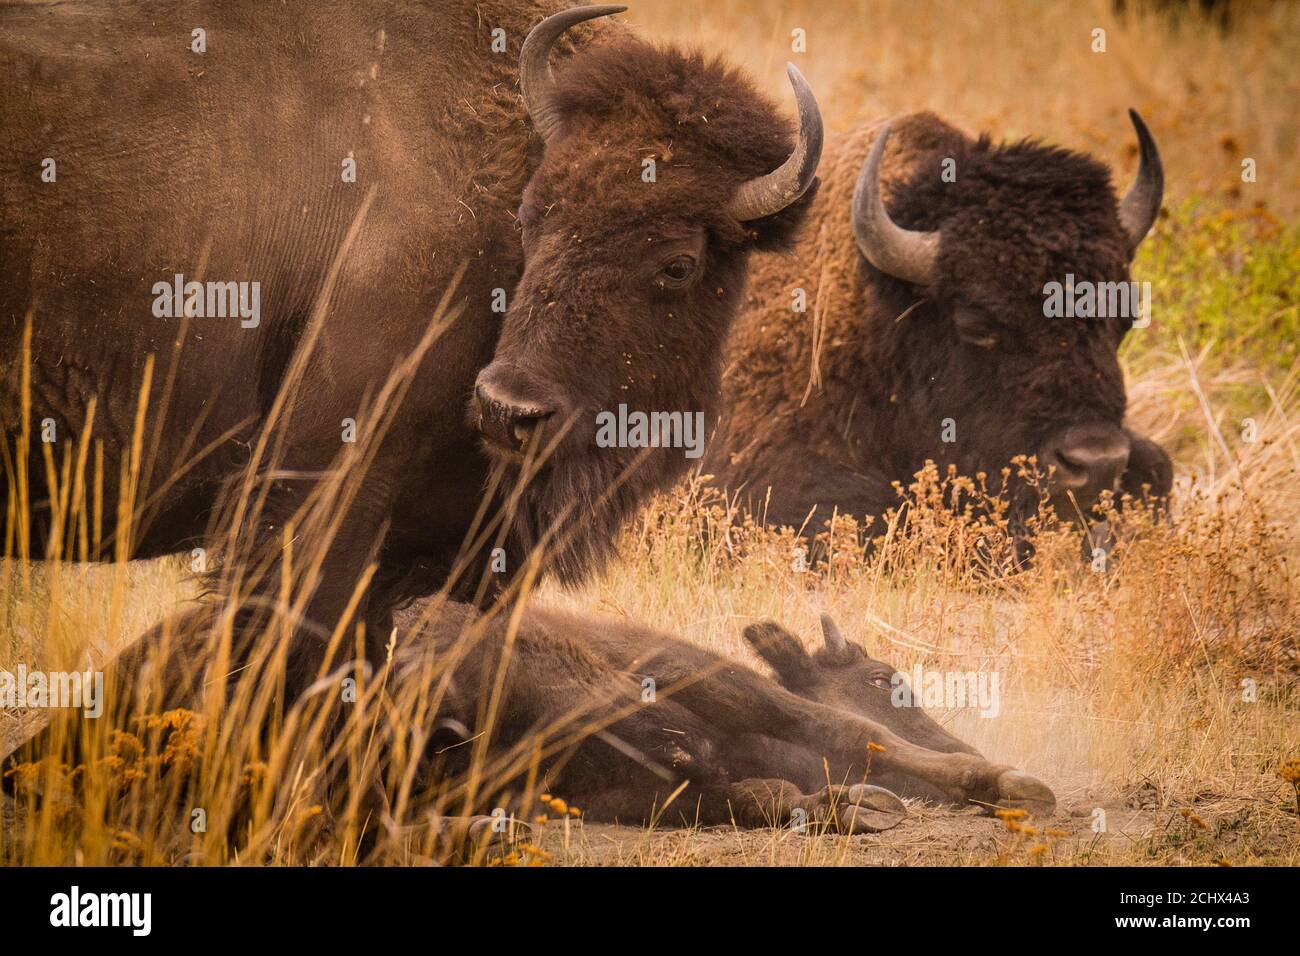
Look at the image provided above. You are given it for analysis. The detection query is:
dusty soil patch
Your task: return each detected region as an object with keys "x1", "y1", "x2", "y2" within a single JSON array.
[{"x1": 529, "y1": 794, "x2": 1298, "y2": 866}]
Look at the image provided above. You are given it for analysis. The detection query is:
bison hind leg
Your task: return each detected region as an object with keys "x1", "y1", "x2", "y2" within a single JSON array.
[{"x1": 705, "y1": 779, "x2": 908, "y2": 834}]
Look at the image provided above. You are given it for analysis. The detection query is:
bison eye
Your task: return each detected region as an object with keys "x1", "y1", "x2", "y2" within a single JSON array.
[
  {"x1": 869, "y1": 675, "x2": 893, "y2": 690},
  {"x1": 961, "y1": 331, "x2": 998, "y2": 349},
  {"x1": 657, "y1": 255, "x2": 698, "y2": 287},
  {"x1": 952, "y1": 309, "x2": 999, "y2": 349}
]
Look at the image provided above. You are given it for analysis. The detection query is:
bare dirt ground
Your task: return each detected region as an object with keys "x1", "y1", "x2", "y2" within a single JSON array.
[{"x1": 530, "y1": 795, "x2": 1298, "y2": 866}]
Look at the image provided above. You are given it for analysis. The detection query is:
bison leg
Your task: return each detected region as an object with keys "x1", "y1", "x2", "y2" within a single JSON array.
[
  {"x1": 568, "y1": 778, "x2": 904, "y2": 834},
  {"x1": 690, "y1": 779, "x2": 907, "y2": 833},
  {"x1": 215, "y1": 445, "x2": 412, "y2": 698},
  {"x1": 411, "y1": 617, "x2": 899, "y2": 833},
  {"x1": 634, "y1": 645, "x2": 1055, "y2": 815},
  {"x1": 383, "y1": 814, "x2": 528, "y2": 866},
  {"x1": 736, "y1": 449, "x2": 897, "y2": 550}
]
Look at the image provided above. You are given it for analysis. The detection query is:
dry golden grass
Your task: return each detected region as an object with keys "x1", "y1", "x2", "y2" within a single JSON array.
[
  {"x1": 3, "y1": 0, "x2": 1298, "y2": 866},
  {"x1": 4, "y1": 369, "x2": 1296, "y2": 865},
  {"x1": 630, "y1": 0, "x2": 1300, "y2": 219},
  {"x1": 538, "y1": 454, "x2": 1299, "y2": 864}
]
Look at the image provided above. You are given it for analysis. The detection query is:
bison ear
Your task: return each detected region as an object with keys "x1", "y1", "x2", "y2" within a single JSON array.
[
  {"x1": 742, "y1": 621, "x2": 817, "y2": 690},
  {"x1": 744, "y1": 176, "x2": 820, "y2": 252}
]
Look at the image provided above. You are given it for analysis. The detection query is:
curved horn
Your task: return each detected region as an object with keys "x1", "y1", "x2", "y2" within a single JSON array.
[
  {"x1": 1118, "y1": 108, "x2": 1164, "y2": 250},
  {"x1": 726, "y1": 63, "x2": 825, "y2": 222},
  {"x1": 819, "y1": 613, "x2": 848, "y2": 655},
  {"x1": 520, "y1": 5, "x2": 626, "y2": 142},
  {"x1": 851, "y1": 122, "x2": 940, "y2": 287}
]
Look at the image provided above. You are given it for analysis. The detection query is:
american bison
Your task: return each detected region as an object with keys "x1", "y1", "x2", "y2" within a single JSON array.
[
  {"x1": 388, "y1": 602, "x2": 1055, "y2": 831},
  {"x1": 703, "y1": 111, "x2": 1173, "y2": 545},
  {"x1": 0, "y1": 1, "x2": 822, "y2": 689},
  {"x1": 3, "y1": 599, "x2": 1053, "y2": 842}
]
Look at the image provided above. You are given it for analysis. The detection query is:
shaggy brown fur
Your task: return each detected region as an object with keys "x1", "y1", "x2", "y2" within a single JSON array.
[
  {"x1": 0, "y1": 1, "x2": 813, "y2": 692},
  {"x1": 476, "y1": 37, "x2": 814, "y2": 584},
  {"x1": 704, "y1": 114, "x2": 1172, "y2": 540},
  {"x1": 385, "y1": 601, "x2": 1054, "y2": 829},
  {"x1": 4, "y1": 600, "x2": 1054, "y2": 841}
]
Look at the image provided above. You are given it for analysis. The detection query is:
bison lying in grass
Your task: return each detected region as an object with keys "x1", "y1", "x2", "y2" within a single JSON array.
[
  {"x1": 386, "y1": 602, "x2": 1055, "y2": 834},
  {"x1": 704, "y1": 110, "x2": 1173, "y2": 548},
  {"x1": 3, "y1": 602, "x2": 1054, "y2": 855}
]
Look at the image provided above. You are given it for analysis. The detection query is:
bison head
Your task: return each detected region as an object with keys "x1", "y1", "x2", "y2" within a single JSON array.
[
  {"x1": 851, "y1": 111, "x2": 1171, "y2": 527},
  {"x1": 473, "y1": 6, "x2": 822, "y2": 582},
  {"x1": 742, "y1": 614, "x2": 1057, "y2": 807}
]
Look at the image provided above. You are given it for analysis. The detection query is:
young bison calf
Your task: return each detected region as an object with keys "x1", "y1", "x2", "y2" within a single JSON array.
[
  {"x1": 391, "y1": 602, "x2": 1055, "y2": 833},
  {"x1": 4, "y1": 602, "x2": 1054, "y2": 849}
]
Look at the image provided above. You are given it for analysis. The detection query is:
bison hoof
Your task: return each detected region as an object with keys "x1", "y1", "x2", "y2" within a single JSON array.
[
  {"x1": 994, "y1": 770, "x2": 1057, "y2": 817},
  {"x1": 834, "y1": 783, "x2": 907, "y2": 834},
  {"x1": 431, "y1": 813, "x2": 530, "y2": 861}
]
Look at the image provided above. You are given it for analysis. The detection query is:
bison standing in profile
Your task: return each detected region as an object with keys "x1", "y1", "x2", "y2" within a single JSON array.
[
  {"x1": 0, "y1": 1, "x2": 822, "y2": 690},
  {"x1": 704, "y1": 110, "x2": 1173, "y2": 545}
]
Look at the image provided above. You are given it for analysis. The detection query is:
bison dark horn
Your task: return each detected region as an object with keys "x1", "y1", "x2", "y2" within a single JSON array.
[
  {"x1": 520, "y1": 4, "x2": 627, "y2": 142},
  {"x1": 851, "y1": 121, "x2": 940, "y2": 287},
  {"x1": 726, "y1": 63, "x2": 824, "y2": 222},
  {"x1": 1118, "y1": 108, "x2": 1164, "y2": 251},
  {"x1": 819, "y1": 613, "x2": 848, "y2": 655}
]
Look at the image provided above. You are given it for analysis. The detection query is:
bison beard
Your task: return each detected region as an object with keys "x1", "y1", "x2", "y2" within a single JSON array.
[
  {"x1": 493, "y1": 425, "x2": 684, "y2": 586},
  {"x1": 472, "y1": 8, "x2": 823, "y2": 589}
]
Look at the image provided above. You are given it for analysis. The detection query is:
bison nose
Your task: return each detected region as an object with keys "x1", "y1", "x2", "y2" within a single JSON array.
[
  {"x1": 1040, "y1": 425, "x2": 1131, "y2": 509},
  {"x1": 473, "y1": 366, "x2": 557, "y2": 454}
]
